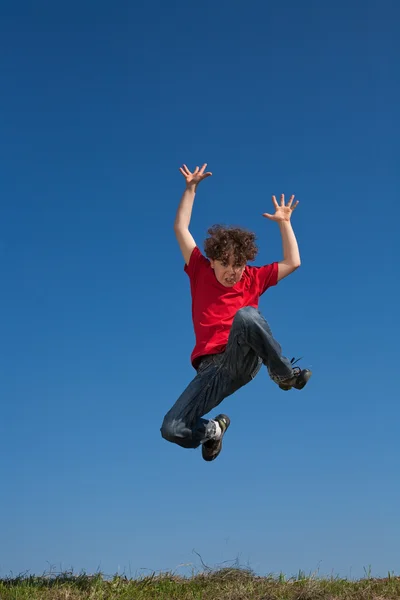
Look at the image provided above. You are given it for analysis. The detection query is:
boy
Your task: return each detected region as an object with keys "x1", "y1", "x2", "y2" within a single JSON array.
[{"x1": 160, "y1": 163, "x2": 311, "y2": 462}]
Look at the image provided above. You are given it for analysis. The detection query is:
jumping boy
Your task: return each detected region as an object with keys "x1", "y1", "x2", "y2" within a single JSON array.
[{"x1": 160, "y1": 163, "x2": 311, "y2": 461}]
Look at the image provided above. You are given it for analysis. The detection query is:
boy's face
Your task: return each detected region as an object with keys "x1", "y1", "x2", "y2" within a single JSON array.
[{"x1": 210, "y1": 255, "x2": 246, "y2": 287}]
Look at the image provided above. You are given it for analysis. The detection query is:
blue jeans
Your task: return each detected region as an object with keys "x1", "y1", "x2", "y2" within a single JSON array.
[{"x1": 160, "y1": 306, "x2": 294, "y2": 449}]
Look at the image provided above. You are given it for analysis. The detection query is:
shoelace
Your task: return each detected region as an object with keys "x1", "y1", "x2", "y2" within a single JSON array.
[
  {"x1": 290, "y1": 357, "x2": 303, "y2": 376},
  {"x1": 290, "y1": 356, "x2": 303, "y2": 366}
]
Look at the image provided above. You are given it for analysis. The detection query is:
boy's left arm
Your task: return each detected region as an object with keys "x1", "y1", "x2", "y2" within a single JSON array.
[{"x1": 263, "y1": 194, "x2": 301, "y2": 282}]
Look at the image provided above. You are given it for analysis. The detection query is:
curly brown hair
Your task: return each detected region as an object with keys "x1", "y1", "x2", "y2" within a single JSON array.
[{"x1": 203, "y1": 225, "x2": 258, "y2": 266}]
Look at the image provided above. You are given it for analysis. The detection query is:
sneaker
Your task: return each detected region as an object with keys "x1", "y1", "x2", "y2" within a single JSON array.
[
  {"x1": 202, "y1": 414, "x2": 231, "y2": 462},
  {"x1": 278, "y1": 358, "x2": 312, "y2": 391}
]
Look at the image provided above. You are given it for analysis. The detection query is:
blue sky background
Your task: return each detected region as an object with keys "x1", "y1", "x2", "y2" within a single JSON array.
[{"x1": 1, "y1": 0, "x2": 399, "y2": 581}]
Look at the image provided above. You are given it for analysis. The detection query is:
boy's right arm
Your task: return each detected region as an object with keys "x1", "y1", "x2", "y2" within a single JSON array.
[{"x1": 174, "y1": 164, "x2": 212, "y2": 265}]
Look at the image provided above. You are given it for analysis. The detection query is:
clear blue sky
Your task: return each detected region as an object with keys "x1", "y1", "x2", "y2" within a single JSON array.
[{"x1": 1, "y1": 0, "x2": 399, "y2": 581}]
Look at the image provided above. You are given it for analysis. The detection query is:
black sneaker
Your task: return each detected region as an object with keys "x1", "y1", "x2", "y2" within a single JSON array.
[
  {"x1": 202, "y1": 414, "x2": 230, "y2": 462},
  {"x1": 278, "y1": 358, "x2": 312, "y2": 391}
]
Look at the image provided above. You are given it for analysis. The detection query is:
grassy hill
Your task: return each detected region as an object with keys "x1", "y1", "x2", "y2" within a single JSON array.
[{"x1": 1, "y1": 568, "x2": 400, "y2": 599}]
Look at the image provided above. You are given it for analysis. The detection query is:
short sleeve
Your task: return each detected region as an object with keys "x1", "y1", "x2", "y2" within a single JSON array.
[
  {"x1": 251, "y1": 262, "x2": 279, "y2": 295},
  {"x1": 184, "y1": 246, "x2": 209, "y2": 285}
]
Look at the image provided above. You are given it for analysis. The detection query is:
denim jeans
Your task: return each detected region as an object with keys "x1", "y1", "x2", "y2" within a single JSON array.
[{"x1": 160, "y1": 306, "x2": 294, "y2": 449}]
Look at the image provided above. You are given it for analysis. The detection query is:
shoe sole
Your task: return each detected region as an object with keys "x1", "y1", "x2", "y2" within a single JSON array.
[
  {"x1": 295, "y1": 369, "x2": 312, "y2": 390},
  {"x1": 202, "y1": 415, "x2": 230, "y2": 462}
]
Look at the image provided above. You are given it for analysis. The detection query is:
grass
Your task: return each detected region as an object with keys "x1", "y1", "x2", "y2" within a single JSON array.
[{"x1": 1, "y1": 567, "x2": 400, "y2": 600}]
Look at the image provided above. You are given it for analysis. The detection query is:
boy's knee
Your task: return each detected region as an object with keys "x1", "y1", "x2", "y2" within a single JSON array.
[
  {"x1": 161, "y1": 415, "x2": 201, "y2": 449},
  {"x1": 160, "y1": 418, "x2": 178, "y2": 443},
  {"x1": 160, "y1": 417, "x2": 192, "y2": 447},
  {"x1": 235, "y1": 306, "x2": 259, "y2": 324}
]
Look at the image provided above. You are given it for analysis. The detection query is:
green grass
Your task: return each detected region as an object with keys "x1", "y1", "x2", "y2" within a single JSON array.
[{"x1": 1, "y1": 568, "x2": 400, "y2": 600}]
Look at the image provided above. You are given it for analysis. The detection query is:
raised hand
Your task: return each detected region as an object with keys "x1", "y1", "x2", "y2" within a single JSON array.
[
  {"x1": 179, "y1": 163, "x2": 212, "y2": 188},
  {"x1": 263, "y1": 194, "x2": 299, "y2": 223}
]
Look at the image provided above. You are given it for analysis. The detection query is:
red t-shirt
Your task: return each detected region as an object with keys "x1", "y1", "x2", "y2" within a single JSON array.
[{"x1": 184, "y1": 246, "x2": 278, "y2": 368}]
